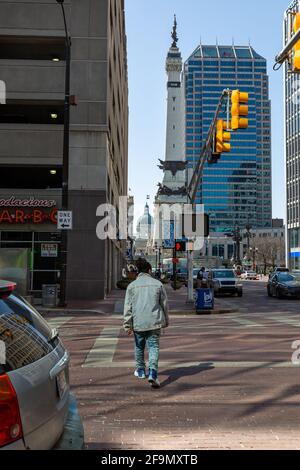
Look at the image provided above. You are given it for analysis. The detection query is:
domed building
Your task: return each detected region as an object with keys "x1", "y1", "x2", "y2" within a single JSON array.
[{"x1": 135, "y1": 202, "x2": 154, "y2": 256}]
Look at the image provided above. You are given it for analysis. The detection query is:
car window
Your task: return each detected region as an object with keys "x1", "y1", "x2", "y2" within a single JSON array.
[
  {"x1": 0, "y1": 296, "x2": 53, "y2": 372},
  {"x1": 278, "y1": 273, "x2": 300, "y2": 282},
  {"x1": 213, "y1": 271, "x2": 235, "y2": 278}
]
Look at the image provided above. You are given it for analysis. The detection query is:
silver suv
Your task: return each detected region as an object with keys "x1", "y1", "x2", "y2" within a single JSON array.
[
  {"x1": 0, "y1": 280, "x2": 74, "y2": 449},
  {"x1": 208, "y1": 269, "x2": 243, "y2": 297}
]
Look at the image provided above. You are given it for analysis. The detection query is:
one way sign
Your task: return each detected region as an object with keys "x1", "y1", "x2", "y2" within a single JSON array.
[{"x1": 57, "y1": 211, "x2": 73, "y2": 230}]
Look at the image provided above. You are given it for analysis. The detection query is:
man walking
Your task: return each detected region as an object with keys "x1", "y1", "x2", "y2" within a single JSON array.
[{"x1": 123, "y1": 258, "x2": 169, "y2": 388}]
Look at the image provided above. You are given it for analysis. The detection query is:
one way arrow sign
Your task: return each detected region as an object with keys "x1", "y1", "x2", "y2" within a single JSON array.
[{"x1": 57, "y1": 211, "x2": 73, "y2": 230}]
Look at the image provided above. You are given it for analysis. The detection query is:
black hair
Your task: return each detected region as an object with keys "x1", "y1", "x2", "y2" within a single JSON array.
[{"x1": 135, "y1": 258, "x2": 152, "y2": 274}]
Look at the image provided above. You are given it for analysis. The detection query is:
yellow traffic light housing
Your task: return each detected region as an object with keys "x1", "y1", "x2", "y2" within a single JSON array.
[
  {"x1": 293, "y1": 13, "x2": 300, "y2": 72},
  {"x1": 215, "y1": 119, "x2": 231, "y2": 154},
  {"x1": 231, "y1": 90, "x2": 249, "y2": 130}
]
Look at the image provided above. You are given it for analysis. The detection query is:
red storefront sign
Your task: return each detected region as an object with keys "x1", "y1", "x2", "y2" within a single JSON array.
[{"x1": 0, "y1": 208, "x2": 57, "y2": 225}]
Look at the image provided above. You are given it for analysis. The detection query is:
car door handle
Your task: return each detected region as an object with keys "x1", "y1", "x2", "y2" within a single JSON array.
[{"x1": 50, "y1": 351, "x2": 70, "y2": 380}]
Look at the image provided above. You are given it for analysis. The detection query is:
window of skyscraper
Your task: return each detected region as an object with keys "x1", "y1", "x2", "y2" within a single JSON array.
[
  {"x1": 235, "y1": 48, "x2": 252, "y2": 58},
  {"x1": 218, "y1": 47, "x2": 235, "y2": 58},
  {"x1": 201, "y1": 46, "x2": 218, "y2": 58}
]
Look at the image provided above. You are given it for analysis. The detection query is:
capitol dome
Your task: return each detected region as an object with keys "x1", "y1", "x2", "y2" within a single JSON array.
[{"x1": 136, "y1": 202, "x2": 154, "y2": 240}]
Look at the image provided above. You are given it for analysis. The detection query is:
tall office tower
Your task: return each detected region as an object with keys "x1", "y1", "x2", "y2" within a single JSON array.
[
  {"x1": 185, "y1": 45, "x2": 272, "y2": 233},
  {"x1": 0, "y1": 0, "x2": 128, "y2": 300},
  {"x1": 284, "y1": 0, "x2": 300, "y2": 269}
]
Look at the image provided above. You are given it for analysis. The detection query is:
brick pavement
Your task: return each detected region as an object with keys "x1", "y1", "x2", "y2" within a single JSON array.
[{"x1": 46, "y1": 282, "x2": 300, "y2": 450}]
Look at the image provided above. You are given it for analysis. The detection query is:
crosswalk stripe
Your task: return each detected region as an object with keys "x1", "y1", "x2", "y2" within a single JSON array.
[
  {"x1": 269, "y1": 317, "x2": 300, "y2": 328},
  {"x1": 47, "y1": 317, "x2": 73, "y2": 329},
  {"x1": 229, "y1": 318, "x2": 264, "y2": 328},
  {"x1": 82, "y1": 360, "x2": 298, "y2": 369},
  {"x1": 82, "y1": 327, "x2": 121, "y2": 368}
]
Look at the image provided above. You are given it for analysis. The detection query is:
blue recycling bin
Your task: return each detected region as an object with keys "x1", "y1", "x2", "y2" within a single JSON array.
[{"x1": 195, "y1": 288, "x2": 214, "y2": 311}]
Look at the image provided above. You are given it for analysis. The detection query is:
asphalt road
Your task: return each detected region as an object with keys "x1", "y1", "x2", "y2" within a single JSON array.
[{"x1": 47, "y1": 281, "x2": 300, "y2": 450}]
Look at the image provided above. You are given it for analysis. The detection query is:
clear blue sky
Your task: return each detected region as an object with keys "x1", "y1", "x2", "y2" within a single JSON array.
[{"x1": 126, "y1": 0, "x2": 289, "y2": 222}]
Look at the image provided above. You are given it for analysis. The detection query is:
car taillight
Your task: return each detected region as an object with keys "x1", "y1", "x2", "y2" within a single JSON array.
[
  {"x1": 0, "y1": 281, "x2": 16, "y2": 300},
  {"x1": 0, "y1": 374, "x2": 23, "y2": 447}
]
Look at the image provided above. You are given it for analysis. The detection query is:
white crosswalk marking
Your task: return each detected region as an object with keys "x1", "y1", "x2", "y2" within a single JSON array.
[
  {"x1": 47, "y1": 317, "x2": 73, "y2": 330},
  {"x1": 229, "y1": 318, "x2": 264, "y2": 328},
  {"x1": 82, "y1": 327, "x2": 121, "y2": 368},
  {"x1": 82, "y1": 360, "x2": 298, "y2": 369},
  {"x1": 269, "y1": 316, "x2": 300, "y2": 328}
]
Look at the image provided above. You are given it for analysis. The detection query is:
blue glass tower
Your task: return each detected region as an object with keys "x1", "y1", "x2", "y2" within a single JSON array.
[{"x1": 185, "y1": 45, "x2": 272, "y2": 232}]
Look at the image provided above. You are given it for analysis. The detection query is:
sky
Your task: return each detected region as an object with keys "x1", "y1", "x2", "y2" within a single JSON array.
[{"x1": 126, "y1": 0, "x2": 290, "y2": 224}]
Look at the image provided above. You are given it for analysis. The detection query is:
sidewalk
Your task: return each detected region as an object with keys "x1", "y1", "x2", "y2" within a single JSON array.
[{"x1": 39, "y1": 283, "x2": 236, "y2": 317}]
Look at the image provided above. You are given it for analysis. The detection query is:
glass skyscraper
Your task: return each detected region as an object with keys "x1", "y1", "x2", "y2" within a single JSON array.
[
  {"x1": 284, "y1": 0, "x2": 300, "y2": 269},
  {"x1": 184, "y1": 45, "x2": 272, "y2": 232}
]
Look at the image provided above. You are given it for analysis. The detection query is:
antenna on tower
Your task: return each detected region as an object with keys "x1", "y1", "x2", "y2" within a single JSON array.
[{"x1": 232, "y1": 37, "x2": 235, "y2": 46}]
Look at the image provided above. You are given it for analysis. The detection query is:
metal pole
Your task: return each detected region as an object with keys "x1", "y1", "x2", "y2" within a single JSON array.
[
  {"x1": 172, "y1": 246, "x2": 177, "y2": 288},
  {"x1": 187, "y1": 89, "x2": 229, "y2": 204},
  {"x1": 187, "y1": 245, "x2": 194, "y2": 303},
  {"x1": 275, "y1": 26, "x2": 300, "y2": 65},
  {"x1": 58, "y1": 1, "x2": 71, "y2": 308}
]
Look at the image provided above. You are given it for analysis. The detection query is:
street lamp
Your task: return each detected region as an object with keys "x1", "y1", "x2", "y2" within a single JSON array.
[
  {"x1": 56, "y1": 0, "x2": 71, "y2": 307},
  {"x1": 249, "y1": 247, "x2": 258, "y2": 271},
  {"x1": 245, "y1": 223, "x2": 252, "y2": 254},
  {"x1": 154, "y1": 241, "x2": 158, "y2": 270}
]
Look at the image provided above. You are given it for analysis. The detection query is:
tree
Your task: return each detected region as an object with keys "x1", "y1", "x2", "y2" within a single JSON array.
[{"x1": 250, "y1": 236, "x2": 285, "y2": 274}]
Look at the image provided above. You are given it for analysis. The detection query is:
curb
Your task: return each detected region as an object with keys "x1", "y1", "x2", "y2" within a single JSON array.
[
  {"x1": 39, "y1": 308, "x2": 109, "y2": 317},
  {"x1": 170, "y1": 308, "x2": 238, "y2": 315}
]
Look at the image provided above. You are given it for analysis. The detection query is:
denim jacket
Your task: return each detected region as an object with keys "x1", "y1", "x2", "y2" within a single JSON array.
[{"x1": 123, "y1": 273, "x2": 169, "y2": 332}]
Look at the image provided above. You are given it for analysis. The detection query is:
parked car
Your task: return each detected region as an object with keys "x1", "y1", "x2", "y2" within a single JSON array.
[
  {"x1": 268, "y1": 267, "x2": 289, "y2": 279},
  {"x1": 207, "y1": 269, "x2": 243, "y2": 296},
  {"x1": 0, "y1": 280, "x2": 71, "y2": 449},
  {"x1": 267, "y1": 272, "x2": 300, "y2": 298},
  {"x1": 241, "y1": 270, "x2": 258, "y2": 280}
]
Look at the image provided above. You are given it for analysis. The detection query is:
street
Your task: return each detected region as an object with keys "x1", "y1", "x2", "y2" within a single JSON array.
[{"x1": 46, "y1": 281, "x2": 300, "y2": 450}]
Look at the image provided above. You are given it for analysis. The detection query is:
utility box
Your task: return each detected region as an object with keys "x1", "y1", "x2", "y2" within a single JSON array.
[
  {"x1": 195, "y1": 288, "x2": 214, "y2": 311},
  {"x1": 42, "y1": 284, "x2": 58, "y2": 308}
]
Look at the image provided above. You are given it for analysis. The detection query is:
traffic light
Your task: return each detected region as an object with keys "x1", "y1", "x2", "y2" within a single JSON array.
[
  {"x1": 215, "y1": 119, "x2": 231, "y2": 154},
  {"x1": 231, "y1": 90, "x2": 249, "y2": 130},
  {"x1": 294, "y1": 13, "x2": 300, "y2": 72},
  {"x1": 175, "y1": 241, "x2": 186, "y2": 252}
]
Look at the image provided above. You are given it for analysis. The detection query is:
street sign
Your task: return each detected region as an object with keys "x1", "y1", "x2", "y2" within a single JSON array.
[
  {"x1": 163, "y1": 220, "x2": 175, "y2": 249},
  {"x1": 57, "y1": 211, "x2": 73, "y2": 230},
  {"x1": 41, "y1": 243, "x2": 58, "y2": 258}
]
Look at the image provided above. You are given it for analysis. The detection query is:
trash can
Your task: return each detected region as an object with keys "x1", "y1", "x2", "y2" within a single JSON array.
[
  {"x1": 42, "y1": 284, "x2": 58, "y2": 308},
  {"x1": 195, "y1": 288, "x2": 214, "y2": 311}
]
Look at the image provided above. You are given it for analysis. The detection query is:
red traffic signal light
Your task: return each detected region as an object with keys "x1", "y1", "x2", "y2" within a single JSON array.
[{"x1": 175, "y1": 241, "x2": 186, "y2": 252}]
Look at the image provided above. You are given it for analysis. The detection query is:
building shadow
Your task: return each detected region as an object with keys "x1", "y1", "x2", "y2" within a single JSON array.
[{"x1": 160, "y1": 362, "x2": 214, "y2": 388}]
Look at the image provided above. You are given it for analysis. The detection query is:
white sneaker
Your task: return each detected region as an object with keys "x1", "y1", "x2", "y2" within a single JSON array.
[{"x1": 134, "y1": 369, "x2": 146, "y2": 379}]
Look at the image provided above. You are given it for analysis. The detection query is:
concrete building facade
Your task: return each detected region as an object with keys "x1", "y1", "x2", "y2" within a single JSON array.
[
  {"x1": 284, "y1": 0, "x2": 300, "y2": 270},
  {"x1": 0, "y1": 0, "x2": 128, "y2": 300}
]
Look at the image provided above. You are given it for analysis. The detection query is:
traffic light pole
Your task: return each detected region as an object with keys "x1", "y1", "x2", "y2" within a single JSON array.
[
  {"x1": 187, "y1": 89, "x2": 230, "y2": 204},
  {"x1": 186, "y1": 245, "x2": 194, "y2": 303},
  {"x1": 172, "y1": 245, "x2": 177, "y2": 289},
  {"x1": 275, "y1": 25, "x2": 300, "y2": 66}
]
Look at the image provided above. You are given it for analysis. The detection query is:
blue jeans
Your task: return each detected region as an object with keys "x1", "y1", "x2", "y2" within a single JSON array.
[{"x1": 134, "y1": 330, "x2": 161, "y2": 371}]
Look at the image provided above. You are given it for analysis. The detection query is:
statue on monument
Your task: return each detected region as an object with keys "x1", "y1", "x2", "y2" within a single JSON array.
[{"x1": 171, "y1": 14, "x2": 178, "y2": 48}]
